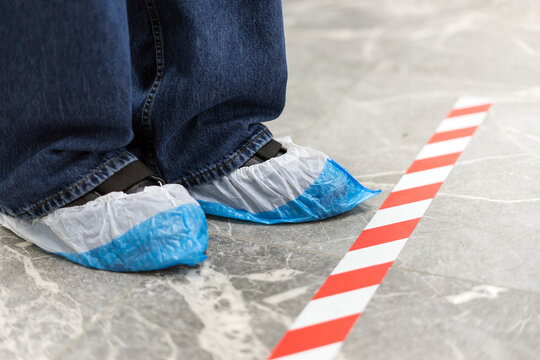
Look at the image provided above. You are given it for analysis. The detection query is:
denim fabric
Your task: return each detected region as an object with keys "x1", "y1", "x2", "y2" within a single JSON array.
[{"x1": 0, "y1": 0, "x2": 286, "y2": 219}]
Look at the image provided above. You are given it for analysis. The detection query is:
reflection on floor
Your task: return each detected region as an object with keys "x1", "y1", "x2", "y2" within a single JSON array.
[{"x1": 1, "y1": 0, "x2": 539, "y2": 359}]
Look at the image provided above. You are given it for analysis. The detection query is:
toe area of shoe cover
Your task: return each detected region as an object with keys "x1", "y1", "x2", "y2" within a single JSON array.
[
  {"x1": 0, "y1": 185, "x2": 209, "y2": 272},
  {"x1": 190, "y1": 138, "x2": 381, "y2": 224},
  {"x1": 59, "y1": 201, "x2": 208, "y2": 271}
]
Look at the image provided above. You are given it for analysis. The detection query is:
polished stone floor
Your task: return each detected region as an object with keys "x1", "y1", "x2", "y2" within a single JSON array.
[{"x1": 2, "y1": 0, "x2": 540, "y2": 359}]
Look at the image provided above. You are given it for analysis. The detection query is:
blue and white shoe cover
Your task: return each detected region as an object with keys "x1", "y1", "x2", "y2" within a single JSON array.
[
  {"x1": 0, "y1": 185, "x2": 208, "y2": 272},
  {"x1": 189, "y1": 137, "x2": 380, "y2": 224}
]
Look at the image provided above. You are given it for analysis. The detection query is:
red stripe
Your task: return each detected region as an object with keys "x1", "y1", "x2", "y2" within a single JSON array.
[
  {"x1": 350, "y1": 218, "x2": 420, "y2": 251},
  {"x1": 428, "y1": 126, "x2": 478, "y2": 143},
  {"x1": 268, "y1": 314, "x2": 360, "y2": 359},
  {"x1": 407, "y1": 152, "x2": 461, "y2": 173},
  {"x1": 446, "y1": 104, "x2": 491, "y2": 118},
  {"x1": 313, "y1": 262, "x2": 393, "y2": 300},
  {"x1": 380, "y1": 183, "x2": 442, "y2": 209}
]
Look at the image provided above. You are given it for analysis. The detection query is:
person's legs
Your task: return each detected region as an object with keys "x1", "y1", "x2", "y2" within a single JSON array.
[
  {"x1": 135, "y1": 0, "x2": 379, "y2": 223},
  {"x1": 0, "y1": 1, "x2": 208, "y2": 271},
  {"x1": 0, "y1": 1, "x2": 137, "y2": 219},
  {"x1": 126, "y1": 0, "x2": 287, "y2": 187}
]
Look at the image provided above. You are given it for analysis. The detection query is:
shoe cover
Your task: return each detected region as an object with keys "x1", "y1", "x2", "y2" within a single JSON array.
[
  {"x1": 0, "y1": 185, "x2": 208, "y2": 272},
  {"x1": 188, "y1": 137, "x2": 380, "y2": 224}
]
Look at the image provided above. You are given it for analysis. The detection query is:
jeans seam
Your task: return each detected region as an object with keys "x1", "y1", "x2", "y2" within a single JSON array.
[
  {"x1": 179, "y1": 128, "x2": 271, "y2": 185},
  {"x1": 142, "y1": 0, "x2": 165, "y2": 173},
  {"x1": 16, "y1": 151, "x2": 131, "y2": 217}
]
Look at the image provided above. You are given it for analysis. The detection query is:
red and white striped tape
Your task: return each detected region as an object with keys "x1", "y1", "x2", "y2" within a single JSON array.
[{"x1": 268, "y1": 97, "x2": 493, "y2": 360}]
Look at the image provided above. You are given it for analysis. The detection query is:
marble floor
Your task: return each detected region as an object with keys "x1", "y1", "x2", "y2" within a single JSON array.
[{"x1": 2, "y1": 0, "x2": 540, "y2": 359}]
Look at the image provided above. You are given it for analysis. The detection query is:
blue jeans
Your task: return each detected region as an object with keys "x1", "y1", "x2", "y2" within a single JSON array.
[{"x1": 0, "y1": 0, "x2": 287, "y2": 219}]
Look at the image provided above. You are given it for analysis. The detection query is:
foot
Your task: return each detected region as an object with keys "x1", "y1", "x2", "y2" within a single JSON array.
[
  {"x1": 0, "y1": 161, "x2": 208, "y2": 271},
  {"x1": 188, "y1": 137, "x2": 380, "y2": 224}
]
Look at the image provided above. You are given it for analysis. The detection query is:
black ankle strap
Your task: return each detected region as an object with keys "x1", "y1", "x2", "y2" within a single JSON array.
[
  {"x1": 65, "y1": 161, "x2": 160, "y2": 207},
  {"x1": 242, "y1": 139, "x2": 286, "y2": 167},
  {"x1": 95, "y1": 161, "x2": 154, "y2": 194}
]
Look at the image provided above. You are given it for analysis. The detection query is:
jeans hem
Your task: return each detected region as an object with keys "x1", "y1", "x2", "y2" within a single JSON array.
[
  {"x1": 177, "y1": 125, "x2": 274, "y2": 188},
  {"x1": 5, "y1": 151, "x2": 138, "y2": 220}
]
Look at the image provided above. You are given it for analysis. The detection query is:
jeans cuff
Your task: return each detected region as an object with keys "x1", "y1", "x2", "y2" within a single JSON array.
[
  {"x1": 177, "y1": 125, "x2": 274, "y2": 188},
  {"x1": 12, "y1": 151, "x2": 138, "y2": 220}
]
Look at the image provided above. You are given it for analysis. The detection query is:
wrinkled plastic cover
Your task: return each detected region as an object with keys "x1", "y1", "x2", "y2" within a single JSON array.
[
  {"x1": 190, "y1": 137, "x2": 327, "y2": 213},
  {"x1": 0, "y1": 185, "x2": 208, "y2": 271},
  {"x1": 190, "y1": 138, "x2": 380, "y2": 224}
]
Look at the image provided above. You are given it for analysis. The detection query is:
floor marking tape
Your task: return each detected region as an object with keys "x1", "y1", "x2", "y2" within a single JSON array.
[
  {"x1": 394, "y1": 165, "x2": 453, "y2": 191},
  {"x1": 267, "y1": 97, "x2": 492, "y2": 360},
  {"x1": 436, "y1": 112, "x2": 485, "y2": 132},
  {"x1": 407, "y1": 154, "x2": 460, "y2": 173},
  {"x1": 416, "y1": 136, "x2": 472, "y2": 159},
  {"x1": 330, "y1": 241, "x2": 405, "y2": 275}
]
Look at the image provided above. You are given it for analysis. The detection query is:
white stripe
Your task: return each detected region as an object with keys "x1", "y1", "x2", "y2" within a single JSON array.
[
  {"x1": 365, "y1": 199, "x2": 431, "y2": 230},
  {"x1": 272, "y1": 342, "x2": 343, "y2": 360},
  {"x1": 436, "y1": 112, "x2": 486, "y2": 132},
  {"x1": 416, "y1": 137, "x2": 470, "y2": 160},
  {"x1": 290, "y1": 286, "x2": 378, "y2": 330},
  {"x1": 453, "y1": 96, "x2": 492, "y2": 109},
  {"x1": 393, "y1": 165, "x2": 453, "y2": 191},
  {"x1": 331, "y1": 239, "x2": 407, "y2": 275}
]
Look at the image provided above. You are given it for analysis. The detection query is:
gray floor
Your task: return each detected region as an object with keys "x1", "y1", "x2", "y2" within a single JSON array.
[{"x1": 2, "y1": 0, "x2": 540, "y2": 359}]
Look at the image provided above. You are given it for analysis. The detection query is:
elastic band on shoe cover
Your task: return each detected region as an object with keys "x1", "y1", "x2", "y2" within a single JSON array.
[{"x1": 66, "y1": 160, "x2": 162, "y2": 207}]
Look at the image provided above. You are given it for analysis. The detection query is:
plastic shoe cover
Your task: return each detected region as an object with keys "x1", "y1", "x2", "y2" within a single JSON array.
[
  {"x1": 188, "y1": 137, "x2": 380, "y2": 224},
  {"x1": 0, "y1": 185, "x2": 208, "y2": 272}
]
